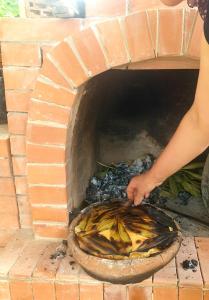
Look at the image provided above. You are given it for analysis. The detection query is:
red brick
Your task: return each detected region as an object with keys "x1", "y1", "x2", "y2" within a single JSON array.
[
  {"x1": 41, "y1": 44, "x2": 54, "y2": 56},
  {"x1": 28, "y1": 186, "x2": 68, "y2": 205},
  {"x1": 51, "y1": 41, "x2": 88, "y2": 87},
  {"x1": 147, "y1": 10, "x2": 157, "y2": 52},
  {"x1": 0, "y1": 136, "x2": 10, "y2": 157},
  {"x1": 9, "y1": 240, "x2": 47, "y2": 279},
  {"x1": 1, "y1": 43, "x2": 41, "y2": 67},
  {"x1": 14, "y1": 176, "x2": 27, "y2": 195},
  {"x1": 56, "y1": 282, "x2": 79, "y2": 300},
  {"x1": 0, "y1": 178, "x2": 15, "y2": 196},
  {"x1": 27, "y1": 123, "x2": 67, "y2": 145},
  {"x1": 32, "y1": 282, "x2": 55, "y2": 300},
  {"x1": 80, "y1": 284, "x2": 104, "y2": 300},
  {"x1": 27, "y1": 143, "x2": 65, "y2": 163},
  {"x1": 12, "y1": 156, "x2": 27, "y2": 176},
  {"x1": 0, "y1": 158, "x2": 12, "y2": 177},
  {"x1": 33, "y1": 243, "x2": 62, "y2": 279},
  {"x1": 95, "y1": 20, "x2": 129, "y2": 67},
  {"x1": 0, "y1": 213, "x2": 19, "y2": 229},
  {"x1": 183, "y1": 9, "x2": 197, "y2": 54},
  {"x1": 10, "y1": 135, "x2": 26, "y2": 156},
  {"x1": 195, "y1": 238, "x2": 209, "y2": 288},
  {"x1": 0, "y1": 280, "x2": 10, "y2": 300},
  {"x1": 153, "y1": 287, "x2": 177, "y2": 300},
  {"x1": 0, "y1": 18, "x2": 81, "y2": 42},
  {"x1": 204, "y1": 290, "x2": 209, "y2": 300},
  {"x1": 19, "y1": 214, "x2": 32, "y2": 228},
  {"x1": 32, "y1": 206, "x2": 68, "y2": 223},
  {"x1": 176, "y1": 237, "x2": 203, "y2": 288},
  {"x1": 28, "y1": 164, "x2": 66, "y2": 185},
  {"x1": 56, "y1": 250, "x2": 80, "y2": 282},
  {"x1": 3, "y1": 67, "x2": 39, "y2": 90},
  {"x1": 29, "y1": 99, "x2": 71, "y2": 125},
  {"x1": 153, "y1": 259, "x2": 177, "y2": 286},
  {"x1": 86, "y1": 0, "x2": 126, "y2": 17},
  {"x1": 41, "y1": 56, "x2": 70, "y2": 89},
  {"x1": 0, "y1": 230, "x2": 15, "y2": 247},
  {"x1": 19, "y1": 215, "x2": 32, "y2": 228},
  {"x1": 0, "y1": 196, "x2": 18, "y2": 215},
  {"x1": 8, "y1": 113, "x2": 27, "y2": 135},
  {"x1": 72, "y1": 27, "x2": 107, "y2": 76},
  {"x1": 124, "y1": 12, "x2": 155, "y2": 62},
  {"x1": 104, "y1": 284, "x2": 127, "y2": 300},
  {"x1": 128, "y1": 285, "x2": 152, "y2": 300},
  {"x1": 17, "y1": 195, "x2": 32, "y2": 228},
  {"x1": 34, "y1": 224, "x2": 68, "y2": 239},
  {"x1": 32, "y1": 80, "x2": 76, "y2": 107},
  {"x1": 5, "y1": 90, "x2": 30, "y2": 112},
  {"x1": 179, "y1": 287, "x2": 203, "y2": 300},
  {"x1": 158, "y1": 9, "x2": 183, "y2": 56},
  {"x1": 187, "y1": 14, "x2": 203, "y2": 58},
  {"x1": 0, "y1": 230, "x2": 32, "y2": 277},
  {"x1": 10, "y1": 280, "x2": 33, "y2": 300}
]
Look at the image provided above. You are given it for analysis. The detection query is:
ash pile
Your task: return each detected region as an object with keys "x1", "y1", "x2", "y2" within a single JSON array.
[
  {"x1": 86, "y1": 155, "x2": 154, "y2": 204},
  {"x1": 85, "y1": 154, "x2": 202, "y2": 207}
]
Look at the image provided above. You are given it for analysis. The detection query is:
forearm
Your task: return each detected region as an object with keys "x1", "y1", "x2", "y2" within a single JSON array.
[
  {"x1": 148, "y1": 34, "x2": 209, "y2": 186},
  {"x1": 149, "y1": 107, "x2": 209, "y2": 185}
]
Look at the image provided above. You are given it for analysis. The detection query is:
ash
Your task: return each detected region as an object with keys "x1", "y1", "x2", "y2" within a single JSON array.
[{"x1": 86, "y1": 155, "x2": 154, "y2": 204}]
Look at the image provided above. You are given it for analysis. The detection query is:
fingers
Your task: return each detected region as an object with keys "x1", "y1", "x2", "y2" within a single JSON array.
[
  {"x1": 127, "y1": 185, "x2": 135, "y2": 202},
  {"x1": 133, "y1": 190, "x2": 144, "y2": 206}
]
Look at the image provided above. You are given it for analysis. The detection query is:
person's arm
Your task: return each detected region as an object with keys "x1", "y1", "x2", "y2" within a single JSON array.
[
  {"x1": 160, "y1": 0, "x2": 184, "y2": 6},
  {"x1": 127, "y1": 32, "x2": 209, "y2": 205}
]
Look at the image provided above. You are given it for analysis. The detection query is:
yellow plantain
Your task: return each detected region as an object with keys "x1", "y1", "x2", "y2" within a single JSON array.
[{"x1": 75, "y1": 200, "x2": 177, "y2": 260}]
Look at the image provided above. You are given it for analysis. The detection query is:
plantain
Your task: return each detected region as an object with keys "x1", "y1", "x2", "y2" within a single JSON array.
[
  {"x1": 75, "y1": 201, "x2": 177, "y2": 260},
  {"x1": 130, "y1": 248, "x2": 161, "y2": 258},
  {"x1": 74, "y1": 213, "x2": 89, "y2": 234}
]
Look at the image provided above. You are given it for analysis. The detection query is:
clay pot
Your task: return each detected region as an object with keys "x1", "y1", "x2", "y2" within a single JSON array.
[{"x1": 68, "y1": 203, "x2": 182, "y2": 284}]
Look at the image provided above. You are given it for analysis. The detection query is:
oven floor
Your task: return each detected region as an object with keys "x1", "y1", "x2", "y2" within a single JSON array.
[
  {"x1": 160, "y1": 196, "x2": 209, "y2": 237},
  {"x1": 0, "y1": 229, "x2": 209, "y2": 299}
]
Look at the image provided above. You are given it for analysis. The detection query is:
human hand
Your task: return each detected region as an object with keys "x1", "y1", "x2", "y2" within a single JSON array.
[{"x1": 127, "y1": 171, "x2": 162, "y2": 206}]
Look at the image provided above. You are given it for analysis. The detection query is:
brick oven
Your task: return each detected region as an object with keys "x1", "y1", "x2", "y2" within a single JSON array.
[
  {"x1": 0, "y1": 1, "x2": 203, "y2": 239},
  {"x1": 25, "y1": 3, "x2": 202, "y2": 240},
  {"x1": 1, "y1": 1, "x2": 209, "y2": 299}
]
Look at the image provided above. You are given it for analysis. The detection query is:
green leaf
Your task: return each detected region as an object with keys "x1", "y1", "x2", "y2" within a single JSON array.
[
  {"x1": 96, "y1": 171, "x2": 108, "y2": 179},
  {"x1": 182, "y1": 162, "x2": 204, "y2": 170},
  {"x1": 181, "y1": 180, "x2": 201, "y2": 197},
  {"x1": 183, "y1": 170, "x2": 202, "y2": 181},
  {"x1": 168, "y1": 177, "x2": 179, "y2": 197},
  {"x1": 159, "y1": 190, "x2": 173, "y2": 198}
]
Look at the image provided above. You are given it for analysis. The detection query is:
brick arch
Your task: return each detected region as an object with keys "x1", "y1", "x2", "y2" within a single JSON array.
[{"x1": 26, "y1": 8, "x2": 202, "y2": 239}]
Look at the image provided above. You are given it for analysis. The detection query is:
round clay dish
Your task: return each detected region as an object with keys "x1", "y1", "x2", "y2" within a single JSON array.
[{"x1": 68, "y1": 202, "x2": 182, "y2": 284}]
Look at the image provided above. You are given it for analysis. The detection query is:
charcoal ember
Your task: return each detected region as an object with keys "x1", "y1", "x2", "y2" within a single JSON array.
[
  {"x1": 86, "y1": 155, "x2": 154, "y2": 204},
  {"x1": 158, "y1": 197, "x2": 168, "y2": 207},
  {"x1": 143, "y1": 187, "x2": 167, "y2": 208},
  {"x1": 182, "y1": 259, "x2": 198, "y2": 270},
  {"x1": 178, "y1": 191, "x2": 191, "y2": 205}
]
